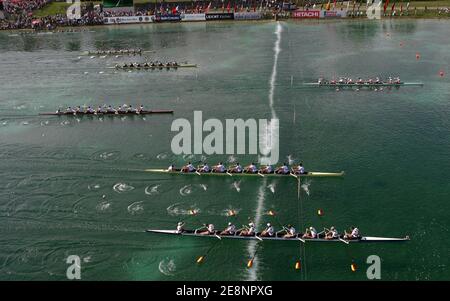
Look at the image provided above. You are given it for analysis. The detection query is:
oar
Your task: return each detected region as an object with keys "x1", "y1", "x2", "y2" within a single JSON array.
[
  {"x1": 257, "y1": 172, "x2": 265, "y2": 178},
  {"x1": 339, "y1": 237, "x2": 350, "y2": 245},
  {"x1": 226, "y1": 171, "x2": 233, "y2": 177},
  {"x1": 195, "y1": 171, "x2": 201, "y2": 176},
  {"x1": 290, "y1": 172, "x2": 298, "y2": 179},
  {"x1": 247, "y1": 243, "x2": 261, "y2": 268},
  {"x1": 196, "y1": 239, "x2": 222, "y2": 264},
  {"x1": 214, "y1": 233, "x2": 222, "y2": 240}
]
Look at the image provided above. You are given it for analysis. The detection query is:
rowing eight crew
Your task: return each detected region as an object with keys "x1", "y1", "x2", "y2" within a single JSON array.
[
  {"x1": 176, "y1": 222, "x2": 360, "y2": 240},
  {"x1": 116, "y1": 61, "x2": 179, "y2": 69},
  {"x1": 318, "y1": 76, "x2": 401, "y2": 85},
  {"x1": 170, "y1": 162, "x2": 307, "y2": 175},
  {"x1": 90, "y1": 49, "x2": 142, "y2": 55},
  {"x1": 57, "y1": 105, "x2": 146, "y2": 114}
]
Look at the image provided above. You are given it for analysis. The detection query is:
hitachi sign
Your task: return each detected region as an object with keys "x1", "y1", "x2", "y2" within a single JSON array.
[{"x1": 293, "y1": 10, "x2": 320, "y2": 18}]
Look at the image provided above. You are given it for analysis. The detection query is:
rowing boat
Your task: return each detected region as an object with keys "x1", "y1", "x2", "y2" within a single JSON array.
[
  {"x1": 304, "y1": 82, "x2": 424, "y2": 87},
  {"x1": 39, "y1": 110, "x2": 174, "y2": 116},
  {"x1": 111, "y1": 64, "x2": 197, "y2": 70},
  {"x1": 144, "y1": 168, "x2": 344, "y2": 178},
  {"x1": 146, "y1": 229, "x2": 410, "y2": 243}
]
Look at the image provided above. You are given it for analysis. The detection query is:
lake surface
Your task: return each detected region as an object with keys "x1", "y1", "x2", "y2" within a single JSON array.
[{"x1": 0, "y1": 19, "x2": 449, "y2": 280}]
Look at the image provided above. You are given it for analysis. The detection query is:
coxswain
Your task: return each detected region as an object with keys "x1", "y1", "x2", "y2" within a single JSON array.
[
  {"x1": 292, "y1": 163, "x2": 307, "y2": 175},
  {"x1": 212, "y1": 162, "x2": 226, "y2": 173},
  {"x1": 176, "y1": 222, "x2": 185, "y2": 234},
  {"x1": 244, "y1": 163, "x2": 258, "y2": 174},
  {"x1": 344, "y1": 226, "x2": 360, "y2": 240},
  {"x1": 86, "y1": 106, "x2": 95, "y2": 114},
  {"x1": 239, "y1": 222, "x2": 256, "y2": 236},
  {"x1": 259, "y1": 165, "x2": 274, "y2": 174},
  {"x1": 197, "y1": 162, "x2": 210, "y2": 173},
  {"x1": 260, "y1": 223, "x2": 275, "y2": 237},
  {"x1": 220, "y1": 222, "x2": 236, "y2": 235},
  {"x1": 283, "y1": 224, "x2": 296, "y2": 238},
  {"x1": 198, "y1": 223, "x2": 215, "y2": 235},
  {"x1": 275, "y1": 163, "x2": 290, "y2": 175},
  {"x1": 56, "y1": 108, "x2": 62, "y2": 114},
  {"x1": 302, "y1": 226, "x2": 318, "y2": 239},
  {"x1": 228, "y1": 162, "x2": 243, "y2": 173},
  {"x1": 167, "y1": 164, "x2": 175, "y2": 172},
  {"x1": 325, "y1": 226, "x2": 339, "y2": 240},
  {"x1": 181, "y1": 162, "x2": 195, "y2": 173}
]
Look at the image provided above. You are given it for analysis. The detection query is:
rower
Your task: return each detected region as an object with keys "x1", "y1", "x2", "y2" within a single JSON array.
[
  {"x1": 283, "y1": 224, "x2": 296, "y2": 238},
  {"x1": 330, "y1": 78, "x2": 337, "y2": 84},
  {"x1": 239, "y1": 222, "x2": 256, "y2": 236},
  {"x1": 228, "y1": 162, "x2": 243, "y2": 173},
  {"x1": 176, "y1": 222, "x2": 185, "y2": 234},
  {"x1": 86, "y1": 106, "x2": 95, "y2": 114},
  {"x1": 198, "y1": 162, "x2": 210, "y2": 173},
  {"x1": 375, "y1": 77, "x2": 381, "y2": 84},
  {"x1": 302, "y1": 226, "x2": 318, "y2": 239},
  {"x1": 259, "y1": 165, "x2": 274, "y2": 174},
  {"x1": 212, "y1": 162, "x2": 226, "y2": 173},
  {"x1": 75, "y1": 106, "x2": 83, "y2": 114},
  {"x1": 347, "y1": 78, "x2": 354, "y2": 84},
  {"x1": 395, "y1": 77, "x2": 401, "y2": 84},
  {"x1": 275, "y1": 163, "x2": 290, "y2": 175},
  {"x1": 220, "y1": 222, "x2": 236, "y2": 235},
  {"x1": 181, "y1": 162, "x2": 196, "y2": 173},
  {"x1": 167, "y1": 164, "x2": 175, "y2": 172},
  {"x1": 344, "y1": 226, "x2": 360, "y2": 240},
  {"x1": 96, "y1": 106, "x2": 104, "y2": 113},
  {"x1": 138, "y1": 105, "x2": 145, "y2": 113},
  {"x1": 106, "y1": 105, "x2": 116, "y2": 114},
  {"x1": 292, "y1": 163, "x2": 307, "y2": 175},
  {"x1": 143, "y1": 62, "x2": 149, "y2": 67},
  {"x1": 128, "y1": 105, "x2": 137, "y2": 113},
  {"x1": 198, "y1": 223, "x2": 215, "y2": 235},
  {"x1": 244, "y1": 163, "x2": 258, "y2": 174},
  {"x1": 325, "y1": 226, "x2": 339, "y2": 240},
  {"x1": 357, "y1": 77, "x2": 363, "y2": 84},
  {"x1": 260, "y1": 223, "x2": 275, "y2": 237},
  {"x1": 117, "y1": 106, "x2": 126, "y2": 114}
]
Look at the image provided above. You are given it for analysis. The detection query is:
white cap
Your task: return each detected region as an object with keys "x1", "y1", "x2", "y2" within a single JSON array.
[
  {"x1": 267, "y1": 223, "x2": 271, "y2": 227},
  {"x1": 228, "y1": 222, "x2": 232, "y2": 226},
  {"x1": 249, "y1": 222, "x2": 255, "y2": 227},
  {"x1": 178, "y1": 222, "x2": 182, "y2": 226}
]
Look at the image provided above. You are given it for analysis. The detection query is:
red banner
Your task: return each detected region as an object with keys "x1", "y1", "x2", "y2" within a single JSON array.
[{"x1": 292, "y1": 10, "x2": 320, "y2": 19}]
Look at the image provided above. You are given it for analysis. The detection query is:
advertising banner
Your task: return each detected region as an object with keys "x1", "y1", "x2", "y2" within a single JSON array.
[
  {"x1": 320, "y1": 10, "x2": 348, "y2": 18},
  {"x1": 180, "y1": 13, "x2": 206, "y2": 22},
  {"x1": 205, "y1": 13, "x2": 234, "y2": 21},
  {"x1": 292, "y1": 10, "x2": 320, "y2": 19},
  {"x1": 104, "y1": 15, "x2": 153, "y2": 24},
  {"x1": 153, "y1": 14, "x2": 181, "y2": 22},
  {"x1": 234, "y1": 12, "x2": 263, "y2": 20}
]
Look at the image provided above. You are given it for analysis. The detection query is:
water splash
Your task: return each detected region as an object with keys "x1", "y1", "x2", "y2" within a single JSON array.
[
  {"x1": 156, "y1": 152, "x2": 168, "y2": 160},
  {"x1": 96, "y1": 201, "x2": 111, "y2": 212},
  {"x1": 267, "y1": 183, "x2": 276, "y2": 194},
  {"x1": 158, "y1": 258, "x2": 176, "y2": 276},
  {"x1": 113, "y1": 183, "x2": 135, "y2": 193},
  {"x1": 166, "y1": 203, "x2": 200, "y2": 216},
  {"x1": 199, "y1": 184, "x2": 208, "y2": 191},
  {"x1": 145, "y1": 184, "x2": 160, "y2": 195},
  {"x1": 127, "y1": 201, "x2": 144, "y2": 215},
  {"x1": 301, "y1": 181, "x2": 311, "y2": 196},
  {"x1": 88, "y1": 184, "x2": 101, "y2": 190},
  {"x1": 231, "y1": 181, "x2": 241, "y2": 192},
  {"x1": 227, "y1": 155, "x2": 237, "y2": 164},
  {"x1": 287, "y1": 155, "x2": 296, "y2": 165},
  {"x1": 179, "y1": 185, "x2": 192, "y2": 196}
]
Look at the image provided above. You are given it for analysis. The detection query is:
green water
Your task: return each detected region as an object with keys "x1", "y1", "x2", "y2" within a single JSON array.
[{"x1": 0, "y1": 20, "x2": 449, "y2": 280}]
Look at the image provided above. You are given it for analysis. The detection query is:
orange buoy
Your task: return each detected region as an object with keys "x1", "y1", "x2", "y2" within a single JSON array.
[
  {"x1": 317, "y1": 209, "x2": 324, "y2": 216},
  {"x1": 439, "y1": 70, "x2": 445, "y2": 77},
  {"x1": 247, "y1": 259, "x2": 254, "y2": 268},
  {"x1": 228, "y1": 210, "x2": 236, "y2": 216},
  {"x1": 416, "y1": 53, "x2": 420, "y2": 60},
  {"x1": 196, "y1": 256, "x2": 205, "y2": 264},
  {"x1": 189, "y1": 209, "x2": 197, "y2": 215},
  {"x1": 295, "y1": 261, "x2": 301, "y2": 270},
  {"x1": 351, "y1": 263, "x2": 357, "y2": 272}
]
